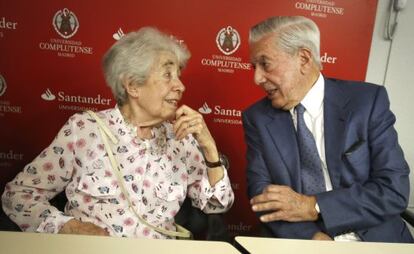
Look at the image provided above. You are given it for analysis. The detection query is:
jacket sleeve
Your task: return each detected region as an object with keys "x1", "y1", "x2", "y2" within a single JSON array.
[
  {"x1": 242, "y1": 111, "x2": 322, "y2": 239},
  {"x1": 316, "y1": 86, "x2": 410, "y2": 236}
]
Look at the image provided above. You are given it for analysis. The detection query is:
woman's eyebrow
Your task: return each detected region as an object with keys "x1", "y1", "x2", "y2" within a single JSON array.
[{"x1": 162, "y1": 60, "x2": 175, "y2": 68}]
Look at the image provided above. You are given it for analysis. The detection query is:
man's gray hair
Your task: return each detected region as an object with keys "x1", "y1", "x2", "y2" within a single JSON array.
[
  {"x1": 103, "y1": 27, "x2": 190, "y2": 105},
  {"x1": 249, "y1": 16, "x2": 322, "y2": 69}
]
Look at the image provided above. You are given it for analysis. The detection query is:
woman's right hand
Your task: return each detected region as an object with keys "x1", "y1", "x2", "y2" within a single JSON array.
[{"x1": 58, "y1": 219, "x2": 110, "y2": 236}]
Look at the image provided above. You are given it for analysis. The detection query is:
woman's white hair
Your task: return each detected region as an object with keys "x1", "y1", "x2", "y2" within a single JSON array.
[
  {"x1": 102, "y1": 27, "x2": 190, "y2": 105},
  {"x1": 249, "y1": 16, "x2": 322, "y2": 69}
]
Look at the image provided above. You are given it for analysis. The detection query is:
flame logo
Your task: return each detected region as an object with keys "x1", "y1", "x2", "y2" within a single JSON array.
[
  {"x1": 198, "y1": 102, "x2": 212, "y2": 114},
  {"x1": 41, "y1": 88, "x2": 56, "y2": 101},
  {"x1": 113, "y1": 28, "x2": 125, "y2": 41}
]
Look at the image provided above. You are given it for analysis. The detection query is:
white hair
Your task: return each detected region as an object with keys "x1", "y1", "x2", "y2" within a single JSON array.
[
  {"x1": 249, "y1": 16, "x2": 322, "y2": 69},
  {"x1": 102, "y1": 27, "x2": 190, "y2": 105}
]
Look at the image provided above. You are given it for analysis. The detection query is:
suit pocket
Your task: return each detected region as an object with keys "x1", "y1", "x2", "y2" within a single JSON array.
[
  {"x1": 342, "y1": 142, "x2": 370, "y2": 183},
  {"x1": 344, "y1": 143, "x2": 368, "y2": 166}
]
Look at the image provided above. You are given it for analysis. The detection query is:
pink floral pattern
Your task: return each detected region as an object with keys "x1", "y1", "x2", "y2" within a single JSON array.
[{"x1": 1, "y1": 107, "x2": 234, "y2": 238}]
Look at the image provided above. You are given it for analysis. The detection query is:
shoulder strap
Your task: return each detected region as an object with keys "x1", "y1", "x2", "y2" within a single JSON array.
[{"x1": 85, "y1": 110, "x2": 191, "y2": 239}]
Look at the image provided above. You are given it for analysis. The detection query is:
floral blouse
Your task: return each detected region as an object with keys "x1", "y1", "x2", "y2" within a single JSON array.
[{"x1": 1, "y1": 107, "x2": 234, "y2": 238}]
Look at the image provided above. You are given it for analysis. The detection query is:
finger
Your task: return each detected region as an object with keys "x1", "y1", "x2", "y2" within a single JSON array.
[
  {"x1": 260, "y1": 210, "x2": 286, "y2": 222},
  {"x1": 252, "y1": 200, "x2": 282, "y2": 212},
  {"x1": 261, "y1": 211, "x2": 303, "y2": 223},
  {"x1": 176, "y1": 122, "x2": 202, "y2": 140},
  {"x1": 174, "y1": 119, "x2": 193, "y2": 139},
  {"x1": 175, "y1": 117, "x2": 203, "y2": 139},
  {"x1": 83, "y1": 224, "x2": 107, "y2": 235},
  {"x1": 173, "y1": 115, "x2": 194, "y2": 133},
  {"x1": 250, "y1": 192, "x2": 280, "y2": 205},
  {"x1": 175, "y1": 104, "x2": 195, "y2": 119},
  {"x1": 263, "y1": 184, "x2": 288, "y2": 193}
]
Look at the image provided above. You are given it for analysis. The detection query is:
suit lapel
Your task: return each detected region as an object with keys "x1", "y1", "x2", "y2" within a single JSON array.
[
  {"x1": 324, "y1": 79, "x2": 351, "y2": 188},
  {"x1": 265, "y1": 108, "x2": 301, "y2": 190}
]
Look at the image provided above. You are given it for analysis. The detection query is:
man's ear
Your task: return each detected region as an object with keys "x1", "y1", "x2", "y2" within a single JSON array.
[
  {"x1": 122, "y1": 75, "x2": 139, "y2": 99},
  {"x1": 298, "y1": 48, "x2": 313, "y2": 74}
]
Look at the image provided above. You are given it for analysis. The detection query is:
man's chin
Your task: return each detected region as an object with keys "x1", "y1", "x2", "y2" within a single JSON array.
[
  {"x1": 270, "y1": 100, "x2": 284, "y2": 110},
  {"x1": 270, "y1": 99, "x2": 295, "y2": 111}
]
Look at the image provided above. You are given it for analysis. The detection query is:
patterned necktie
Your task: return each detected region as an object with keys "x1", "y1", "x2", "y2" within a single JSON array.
[{"x1": 295, "y1": 104, "x2": 326, "y2": 194}]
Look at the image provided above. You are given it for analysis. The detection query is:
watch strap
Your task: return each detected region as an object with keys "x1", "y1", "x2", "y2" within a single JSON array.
[{"x1": 204, "y1": 152, "x2": 224, "y2": 168}]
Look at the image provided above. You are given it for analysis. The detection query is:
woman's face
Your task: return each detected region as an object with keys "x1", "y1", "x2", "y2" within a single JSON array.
[{"x1": 135, "y1": 51, "x2": 185, "y2": 124}]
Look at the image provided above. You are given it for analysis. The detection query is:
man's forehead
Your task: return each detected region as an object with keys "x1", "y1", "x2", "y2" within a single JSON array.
[{"x1": 250, "y1": 46, "x2": 271, "y2": 62}]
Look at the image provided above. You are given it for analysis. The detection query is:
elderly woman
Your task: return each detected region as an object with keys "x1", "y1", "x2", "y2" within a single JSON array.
[{"x1": 1, "y1": 27, "x2": 234, "y2": 238}]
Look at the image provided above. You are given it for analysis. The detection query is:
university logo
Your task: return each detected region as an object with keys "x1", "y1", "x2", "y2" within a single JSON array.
[
  {"x1": 198, "y1": 102, "x2": 212, "y2": 114},
  {"x1": 216, "y1": 26, "x2": 241, "y2": 55},
  {"x1": 0, "y1": 74, "x2": 6, "y2": 97},
  {"x1": 41, "y1": 88, "x2": 56, "y2": 101},
  {"x1": 113, "y1": 28, "x2": 125, "y2": 41},
  {"x1": 52, "y1": 8, "x2": 79, "y2": 39}
]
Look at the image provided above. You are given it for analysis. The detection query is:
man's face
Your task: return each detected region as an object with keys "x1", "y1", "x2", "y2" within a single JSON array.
[{"x1": 249, "y1": 34, "x2": 306, "y2": 110}]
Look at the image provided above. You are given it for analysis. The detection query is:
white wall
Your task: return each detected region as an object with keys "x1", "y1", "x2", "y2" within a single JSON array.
[
  {"x1": 366, "y1": 0, "x2": 414, "y2": 232},
  {"x1": 367, "y1": 0, "x2": 414, "y2": 208}
]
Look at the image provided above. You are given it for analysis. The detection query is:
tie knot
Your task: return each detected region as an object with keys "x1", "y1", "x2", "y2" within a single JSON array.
[{"x1": 295, "y1": 104, "x2": 306, "y2": 115}]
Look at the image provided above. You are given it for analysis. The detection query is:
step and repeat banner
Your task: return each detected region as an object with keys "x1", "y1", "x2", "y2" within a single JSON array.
[{"x1": 0, "y1": 0, "x2": 378, "y2": 237}]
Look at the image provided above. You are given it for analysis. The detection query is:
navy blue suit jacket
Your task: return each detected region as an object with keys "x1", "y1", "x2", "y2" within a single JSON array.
[{"x1": 242, "y1": 78, "x2": 413, "y2": 243}]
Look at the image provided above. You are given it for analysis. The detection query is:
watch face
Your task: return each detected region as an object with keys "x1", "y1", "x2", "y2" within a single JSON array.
[{"x1": 220, "y1": 153, "x2": 230, "y2": 170}]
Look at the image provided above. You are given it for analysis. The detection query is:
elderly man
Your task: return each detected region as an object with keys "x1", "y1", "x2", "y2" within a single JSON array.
[{"x1": 243, "y1": 16, "x2": 413, "y2": 242}]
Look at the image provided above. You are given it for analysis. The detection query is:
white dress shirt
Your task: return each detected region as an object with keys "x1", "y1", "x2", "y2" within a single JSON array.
[{"x1": 290, "y1": 73, "x2": 360, "y2": 241}]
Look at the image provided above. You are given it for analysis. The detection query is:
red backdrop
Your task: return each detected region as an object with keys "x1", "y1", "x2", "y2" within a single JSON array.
[{"x1": 0, "y1": 0, "x2": 378, "y2": 236}]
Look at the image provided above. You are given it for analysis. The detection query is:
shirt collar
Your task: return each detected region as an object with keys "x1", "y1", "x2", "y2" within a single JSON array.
[{"x1": 299, "y1": 73, "x2": 324, "y2": 117}]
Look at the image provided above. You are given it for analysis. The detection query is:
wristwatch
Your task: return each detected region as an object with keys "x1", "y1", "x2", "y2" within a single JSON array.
[{"x1": 204, "y1": 153, "x2": 229, "y2": 169}]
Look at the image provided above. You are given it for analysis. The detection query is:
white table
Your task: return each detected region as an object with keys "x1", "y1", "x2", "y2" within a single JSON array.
[
  {"x1": 0, "y1": 231, "x2": 240, "y2": 254},
  {"x1": 235, "y1": 236, "x2": 414, "y2": 254}
]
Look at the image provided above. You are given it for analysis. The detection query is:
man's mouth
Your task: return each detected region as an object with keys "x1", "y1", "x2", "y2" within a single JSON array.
[{"x1": 266, "y1": 88, "x2": 278, "y2": 96}]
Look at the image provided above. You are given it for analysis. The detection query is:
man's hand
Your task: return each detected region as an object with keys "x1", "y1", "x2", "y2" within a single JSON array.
[
  {"x1": 59, "y1": 219, "x2": 110, "y2": 236},
  {"x1": 251, "y1": 185, "x2": 318, "y2": 222},
  {"x1": 312, "y1": 231, "x2": 333, "y2": 241}
]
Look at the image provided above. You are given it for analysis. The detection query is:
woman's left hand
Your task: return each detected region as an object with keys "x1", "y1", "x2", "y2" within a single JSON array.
[{"x1": 173, "y1": 105, "x2": 217, "y2": 154}]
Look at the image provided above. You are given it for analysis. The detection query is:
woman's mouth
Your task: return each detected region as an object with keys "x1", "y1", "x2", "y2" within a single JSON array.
[{"x1": 165, "y1": 99, "x2": 179, "y2": 106}]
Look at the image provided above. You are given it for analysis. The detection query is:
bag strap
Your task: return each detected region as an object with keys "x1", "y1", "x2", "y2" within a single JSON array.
[{"x1": 86, "y1": 110, "x2": 191, "y2": 238}]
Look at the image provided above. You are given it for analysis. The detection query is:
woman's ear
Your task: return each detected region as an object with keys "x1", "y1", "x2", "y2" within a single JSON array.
[{"x1": 122, "y1": 75, "x2": 139, "y2": 99}]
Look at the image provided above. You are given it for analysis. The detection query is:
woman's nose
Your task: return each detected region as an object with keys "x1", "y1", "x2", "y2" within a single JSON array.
[
  {"x1": 174, "y1": 78, "x2": 186, "y2": 93},
  {"x1": 254, "y1": 68, "x2": 266, "y2": 86}
]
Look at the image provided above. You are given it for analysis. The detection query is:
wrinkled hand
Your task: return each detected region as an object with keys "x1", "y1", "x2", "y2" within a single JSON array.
[
  {"x1": 59, "y1": 219, "x2": 109, "y2": 236},
  {"x1": 312, "y1": 231, "x2": 333, "y2": 241},
  {"x1": 173, "y1": 105, "x2": 224, "y2": 185},
  {"x1": 251, "y1": 185, "x2": 318, "y2": 222},
  {"x1": 173, "y1": 105, "x2": 216, "y2": 151}
]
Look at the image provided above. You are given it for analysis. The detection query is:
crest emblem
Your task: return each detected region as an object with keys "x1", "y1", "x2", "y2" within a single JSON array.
[
  {"x1": 52, "y1": 8, "x2": 79, "y2": 39},
  {"x1": 0, "y1": 74, "x2": 6, "y2": 97},
  {"x1": 216, "y1": 26, "x2": 241, "y2": 55}
]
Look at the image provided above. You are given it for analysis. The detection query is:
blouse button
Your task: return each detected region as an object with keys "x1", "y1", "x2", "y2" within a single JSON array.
[{"x1": 136, "y1": 175, "x2": 142, "y2": 181}]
